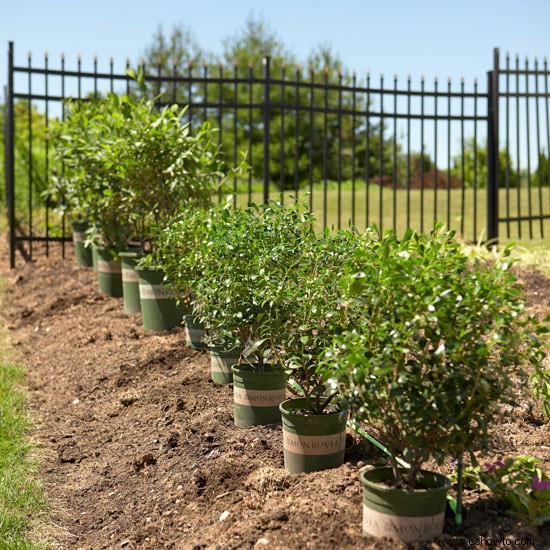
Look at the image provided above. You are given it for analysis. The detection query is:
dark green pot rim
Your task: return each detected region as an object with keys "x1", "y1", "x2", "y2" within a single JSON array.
[
  {"x1": 71, "y1": 220, "x2": 89, "y2": 231},
  {"x1": 231, "y1": 363, "x2": 285, "y2": 376},
  {"x1": 210, "y1": 348, "x2": 242, "y2": 359},
  {"x1": 135, "y1": 265, "x2": 161, "y2": 272},
  {"x1": 119, "y1": 250, "x2": 143, "y2": 259},
  {"x1": 279, "y1": 397, "x2": 348, "y2": 417},
  {"x1": 360, "y1": 467, "x2": 452, "y2": 495},
  {"x1": 95, "y1": 246, "x2": 119, "y2": 262}
]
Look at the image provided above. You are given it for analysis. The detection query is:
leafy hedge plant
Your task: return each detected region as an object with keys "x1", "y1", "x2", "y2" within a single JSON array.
[
  {"x1": 48, "y1": 73, "x2": 242, "y2": 257},
  {"x1": 184, "y1": 200, "x2": 315, "y2": 368},
  {"x1": 48, "y1": 97, "x2": 130, "y2": 250},
  {"x1": 322, "y1": 225, "x2": 545, "y2": 488},
  {"x1": 266, "y1": 227, "x2": 362, "y2": 413}
]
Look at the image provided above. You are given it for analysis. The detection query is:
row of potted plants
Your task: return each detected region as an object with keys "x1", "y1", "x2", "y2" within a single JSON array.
[
  {"x1": 155, "y1": 200, "x2": 547, "y2": 542},
  {"x1": 46, "y1": 85, "x2": 548, "y2": 542}
]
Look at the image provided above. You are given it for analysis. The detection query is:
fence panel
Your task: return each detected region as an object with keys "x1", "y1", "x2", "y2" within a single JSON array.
[
  {"x1": 496, "y1": 49, "x2": 550, "y2": 241},
  {"x1": 4, "y1": 42, "x2": 548, "y2": 267}
]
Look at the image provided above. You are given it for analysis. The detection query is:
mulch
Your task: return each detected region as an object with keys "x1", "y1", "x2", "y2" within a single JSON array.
[{"x1": 2, "y1": 241, "x2": 549, "y2": 549}]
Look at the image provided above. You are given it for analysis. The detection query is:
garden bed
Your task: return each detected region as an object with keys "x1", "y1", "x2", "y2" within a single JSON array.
[{"x1": 2, "y1": 243, "x2": 549, "y2": 549}]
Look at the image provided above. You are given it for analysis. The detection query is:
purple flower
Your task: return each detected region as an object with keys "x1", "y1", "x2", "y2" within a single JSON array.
[
  {"x1": 484, "y1": 460, "x2": 506, "y2": 474},
  {"x1": 531, "y1": 477, "x2": 550, "y2": 492}
]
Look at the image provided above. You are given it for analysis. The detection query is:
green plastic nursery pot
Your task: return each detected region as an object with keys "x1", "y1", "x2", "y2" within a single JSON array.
[
  {"x1": 71, "y1": 220, "x2": 92, "y2": 267},
  {"x1": 209, "y1": 346, "x2": 241, "y2": 384},
  {"x1": 360, "y1": 467, "x2": 451, "y2": 543},
  {"x1": 120, "y1": 251, "x2": 142, "y2": 315},
  {"x1": 136, "y1": 267, "x2": 187, "y2": 332},
  {"x1": 91, "y1": 242, "x2": 99, "y2": 273},
  {"x1": 280, "y1": 397, "x2": 348, "y2": 474},
  {"x1": 96, "y1": 247, "x2": 123, "y2": 298},
  {"x1": 185, "y1": 315, "x2": 207, "y2": 350},
  {"x1": 231, "y1": 364, "x2": 286, "y2": 427}
]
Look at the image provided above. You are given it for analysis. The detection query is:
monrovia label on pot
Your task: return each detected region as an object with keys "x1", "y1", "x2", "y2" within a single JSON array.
[
  {"x1": 362, "y1": 506, "x2": 445, "y2": 543},
  {"x1": 122, "y1": 268, "x2": 140, "y2": 283},
  {"x1": 97, "y1": 259, "x2": 122, "y2": 274},
  {"x1": 233, "y1": 388, "x2": 286, "y2": 407},
  {"x1": 139, "y1": 284, "x2": 178, "y2": 300},
  {"x1": 283, "y1": 431, "x2": 346, "y2": 456},
  {"x1": 72, "y1": 231, "x2": 86, "y2": 243}
]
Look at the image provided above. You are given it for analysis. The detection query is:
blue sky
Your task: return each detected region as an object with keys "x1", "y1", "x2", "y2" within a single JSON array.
[{"x1": 2, "y1": 0, "x2": 549, "y2": 93}]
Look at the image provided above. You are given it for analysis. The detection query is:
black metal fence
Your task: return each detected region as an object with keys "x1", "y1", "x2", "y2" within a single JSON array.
[{"x1": 3, "y1": 41, "x2": 550, "y2": 268}]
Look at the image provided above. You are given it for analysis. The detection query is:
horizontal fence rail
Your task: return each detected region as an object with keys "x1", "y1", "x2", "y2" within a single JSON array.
[{"x1": 3, "y1": 42, "x2": 550, "y2": 267}]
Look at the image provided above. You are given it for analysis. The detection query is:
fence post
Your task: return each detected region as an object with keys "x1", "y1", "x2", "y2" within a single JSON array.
[
  {"x1": 5, "y1": 41, "x2": 16, "y2": 268},
  {"x1": 262, "y1": 56, "x2": 271, "y2": 204},
  {"x1": 486, "y1": 48, "x2": 500, "y2": 245}
]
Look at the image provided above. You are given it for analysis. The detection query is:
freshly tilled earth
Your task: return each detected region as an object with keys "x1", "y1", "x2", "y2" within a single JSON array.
[{"x1": 2, "y1": 243, "x2": 549, "y2": 549}]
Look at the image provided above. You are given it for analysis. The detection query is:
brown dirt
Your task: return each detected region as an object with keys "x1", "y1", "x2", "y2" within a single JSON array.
[{"x1": 1, "y1": 242, "x2": 549, "y2": 550}]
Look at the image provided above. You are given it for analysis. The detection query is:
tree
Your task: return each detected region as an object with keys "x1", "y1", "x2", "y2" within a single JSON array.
[
  {"x1": 135, "y1": 17, "x2": 405, "y2": 192},
  {"x1": 451, "y1": 138, "x2": 516, "y2": 189},
  {"x1": 1, "y1": 101, "x2": 51, "y2": 224},
  {"x1": 533, "y1": 151, "x2": 549, "y2": 187},
  {"x1": 139, "y1": 23, "x2": 205, "y2": 103}
]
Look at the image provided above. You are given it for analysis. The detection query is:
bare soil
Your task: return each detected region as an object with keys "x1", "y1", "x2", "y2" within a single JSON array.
[{"x1": 2, "y1": 242, "x2": 549, "y2": 550}]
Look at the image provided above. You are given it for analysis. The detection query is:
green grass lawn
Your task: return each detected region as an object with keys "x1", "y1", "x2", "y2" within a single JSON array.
[
  {"x1": 11, "y1": 182, "x2": 550, "y2": 250},
  {"x1": 0, "y1": 310, "x2": 47, "y2": 548},
  {"x1": 228, "y1": 182, "x2": 550, "y2": 248}
]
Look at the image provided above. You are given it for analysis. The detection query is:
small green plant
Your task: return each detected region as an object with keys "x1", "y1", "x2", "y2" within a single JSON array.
[
  {"x1": 109, "y1": 102, "x2": 230, "y2": 259},
  {"x1": 190, "y1": 200, "x2": 314, "y2": 368},
  {"x1": 322, "y1": 225, "x2": 545, "y2": 488},
  {"x1": 266, "y1": 227, "x2": 361, "y2": 413},
  {"x1": 482, "y1": 456, "x2": 550, "y2": 525},
  {"x1": 451, "y1": 456, "x2": 550, "y2": 526},
  {"x1": 47, "y1": 95, "x2": 134, "y2": 251},
  {"x1": 156, "y1": 205, "x2": 216, "y2": 309}
]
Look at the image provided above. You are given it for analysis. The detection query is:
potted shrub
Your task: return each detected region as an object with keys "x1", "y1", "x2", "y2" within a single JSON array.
[
  {"x1": 50, "y1": 94, "x2": 135, "y2": 297},
  {"x1": 193, "y1": 201, "x2": 316, "y2": 426},
  {"x1": 321, "y1": 225, "x2": 545, "y2": 543},
  {"x1": 157, "y1": 207, "x2": 214, "y2": 349},
  {"x1": 265, "y1": 228, "x2": 361, "y2": 473},
  {"x1": 107, "y1": 89, "x2": 236, "y2": 329},
  {"x1": 192, "y1": 203, "x2": 284, "y2": 410},
  {"x1": 47, "y1": 101, "x2": 103, "y2": 268}
]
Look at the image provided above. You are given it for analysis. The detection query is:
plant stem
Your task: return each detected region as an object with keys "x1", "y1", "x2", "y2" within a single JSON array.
[{"x1": 456, "y1": 454, "x2": 463, "y2": 527}]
